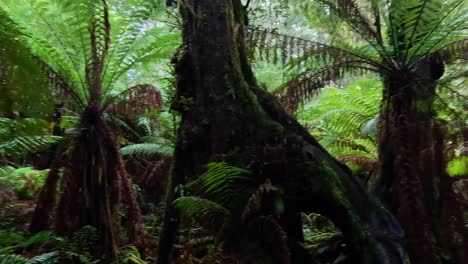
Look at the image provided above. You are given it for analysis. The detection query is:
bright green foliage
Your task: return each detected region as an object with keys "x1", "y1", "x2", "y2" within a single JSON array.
[
  {"x1": 0, "y1": 230, "x2": 54, "y2": 255},
  {"x1": 174, "y1": 197, "x2": 232, "y2": 233},
  {"x1": 121, "y1": 143, "x2": 172, "y2": 157},
  {"x1": 0, "y1": 0, "x2": 179, "y2": 112},
  {"x1": 0, "y1": 226, "x2": 101, "y2": 264},
  {"x1": 0, "y1": 9, "x2": 53, "y2": 119},
  {"x1": 302, "y1": 213, "x2": 345, "y2": 262},
  {"x1": 297, "y1": 78, "x2": 381, "y2": 168},
  {"x1": 447, "y1": 157, "x2": 468, "y2": 177},
  {"x1": 174, "y1": 162, "x2": 255, "y2": 240},
  {"x1": 119, "y1": 112, "x2": 177, "y2": 157},
  {"x1": 187, "y1": 162, "x2": 253, "y2": 205},
  {"x1": 0, "y1": 252, "x2": 60, "y2": 264},
  {"x1": 0, "y1": 167, "x2": 49, "y2": 200},
  {"x1": 269, "y1": 0, "x2": 467, "y2": 111},
  {"x1": 116, "y1": 245, "x2": 148, "y2": 264},
  {"x1": 0, "y1": 117, "x2": 61, "y2": 160}
]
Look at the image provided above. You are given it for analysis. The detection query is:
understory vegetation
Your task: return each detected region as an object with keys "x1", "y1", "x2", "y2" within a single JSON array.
[{"x1": 0, "y1": 0, "x2": 466, "y2": 263}]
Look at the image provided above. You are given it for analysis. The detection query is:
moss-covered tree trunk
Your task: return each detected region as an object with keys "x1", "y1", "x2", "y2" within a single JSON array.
[{"x1": 158, "y1": 1, "x2": 406, "y2": 263}]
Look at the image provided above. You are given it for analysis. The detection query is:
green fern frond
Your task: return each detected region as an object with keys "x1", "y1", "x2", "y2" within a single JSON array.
[
  {"x1": 116, "y1": 245, "x2": 147, "y2": 264},
  {"x1": 247, "y1": 27, "x2": 381, "y2": 69},
  {"x1": 20, "y1": 231, "x2": 54, "y2": 248},
  {"x1": 121, "y1": 143, "x2": 173, "y2": 157},
  {"x1": 388, "y1": 0, "x2": 467, "y2": 63},
  {"x1": 0, "y1": 136, "x2": 62, "y2": 158},
  {"x1": 25, "y1": 252, "x2": 59, "y2": 264},
  {"x1": 189, "y1": 162, "x2": 253, "y2": 206},
  {"x1": 0, "y1": 8, "x2": 54, "y2": 117},
  {"x1": 0, "y1": 251, "x2": 59, "y2": 264},
  {"x1": 174, "y1": 196, "x2": 231, "y2": 228},
  {"x1": 0, "y1": 254, "x2": 28, "y2": 264},
  {"x1": 0, "y1": 166, "x2": 16, "y2": 176},
  {"x1": 274, "y1": 61, "x2": 377, "y2": 112}
]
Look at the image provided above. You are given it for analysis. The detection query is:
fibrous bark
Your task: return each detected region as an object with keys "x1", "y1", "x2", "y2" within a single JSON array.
[
  {"x1": 376, "y1": 60, "x2": 467, "y2": 264},
  {"x1": 157, "y1": 0, "x2": 407, "y2": 263},
  {"x1": 55, "y1": 107, "x2": 121, "y2": 261}
]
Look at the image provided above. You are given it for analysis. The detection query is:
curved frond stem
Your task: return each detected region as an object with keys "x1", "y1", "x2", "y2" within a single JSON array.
[
  {"x1": 275, "y1": 60, "x2": 379, "y2": 111},
  {"x1": 251, "y1": 28, "x2": 387, "y2": 71}
]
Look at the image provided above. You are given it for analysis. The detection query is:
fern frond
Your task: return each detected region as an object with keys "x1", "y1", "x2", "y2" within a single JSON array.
[
  {"x1": 393, "y1": 0, "x2": 467, "y2": 63},
  {"x1": 339, "y1": 155, "x2": 377, "y2": 171},
  {"x1": 0, "y1": 166, "x2": 16, "y2": 176},
  {"x1": 20, "y1": 231, "x2": 54, "y2": 248},
  {"x1": 0, "y1": 8, "x2": 54, "y2": 117},
  {"x1": 102, "y1": 26, "x2": 180, "y2": 96},
  {"x1": 247, "y1": 27, "x2": 381, "y2": 68},
  {"x1": 189, "y1": 162, "x2": 253, "y2": 206},
  {"x1": 0, "y1": 254, "x2": 28, "y2": 264},
  {"x1": 121, "y1": 143, "x2": 173, "y2": 157},
  {"x1": 0, "y1": 136, "x2": 62, "y2": 158},
  {"x1": 321, "y1": 109, "x2": 375, "y2": 134},
  {"x1": 25, "y1": 252, "x2": 59, "y2": 264},
  {"x1": 106, "y1": 84, "x2": 164, "y2": 118},
  {"x1": 174, "y1": 196, "x2": 231, "y2": 228},
  {"x1": 274, "y1": 61, "x2": 377, "y2": 112}
]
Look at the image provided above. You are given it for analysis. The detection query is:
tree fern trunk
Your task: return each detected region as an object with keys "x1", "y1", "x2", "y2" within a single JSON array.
[
  {"x1": 157, "y1": 1, "x2": 406, "y2": 263},
  {"x1": 56, "y1": 108, "x2": 121, "y2": 262},
  {"x1": 376, "y1": 60, "x2": 466, "y2": 264}
]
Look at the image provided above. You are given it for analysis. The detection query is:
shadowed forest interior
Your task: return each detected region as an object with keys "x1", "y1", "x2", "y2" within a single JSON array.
[{"x1": 0, "y1": 0, "x2": 467, "y2": 263}]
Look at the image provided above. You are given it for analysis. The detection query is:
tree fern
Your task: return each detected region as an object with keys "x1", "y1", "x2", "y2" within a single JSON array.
[
  {"x1": 249, "y1": 0, "x2": 467, "y2": 112},
  {"x1": 1, "y1": 0, "x2": 178, "y2": 113}
]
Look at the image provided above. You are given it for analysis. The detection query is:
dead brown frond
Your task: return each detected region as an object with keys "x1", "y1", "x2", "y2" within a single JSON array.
[
  {"x1": 339, "y1": 155, "x2": 377, "y2": 172},
  {"x1": 242, "y1": 178, "x2": 278, "y2": 222},
  {"x1": 106, "y1": 84, "x2": 164, "y2": 119}
]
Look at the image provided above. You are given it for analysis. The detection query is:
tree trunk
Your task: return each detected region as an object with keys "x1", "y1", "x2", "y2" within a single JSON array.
[
  {"x1": 157, "y1": 1, "x2": 406, "y2": 263},
  {"x1": 376, "y1": 61, "x2": 467, "y2": 263},
  {"x1": 55, "y1": 107, "x2": 121, "y2": 262}
]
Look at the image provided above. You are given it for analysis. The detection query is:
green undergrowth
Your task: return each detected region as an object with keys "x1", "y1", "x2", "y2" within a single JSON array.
[{"x1": 0, "y1": 167, "x2": 49, "y2": 200}]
